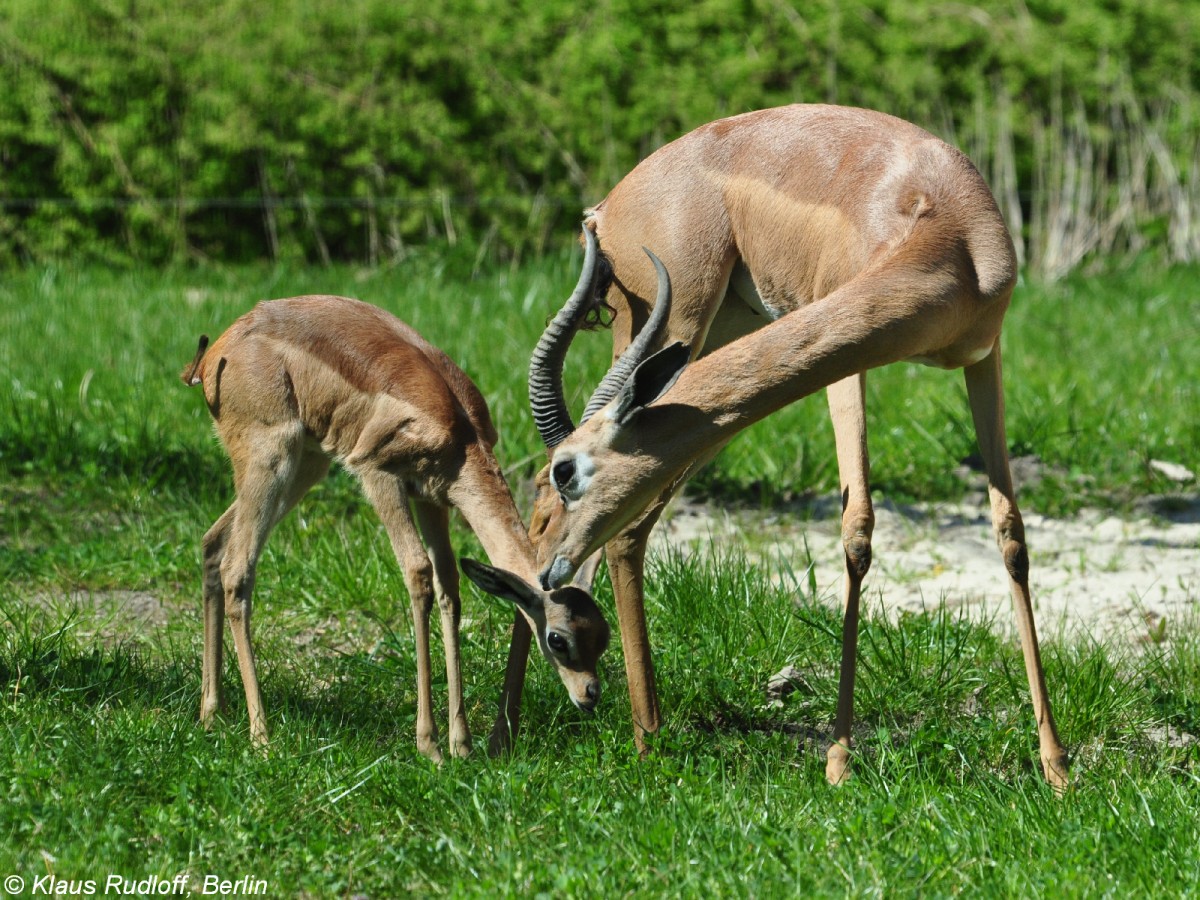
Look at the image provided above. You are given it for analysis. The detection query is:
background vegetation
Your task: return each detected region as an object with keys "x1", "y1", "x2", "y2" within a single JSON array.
[{"x1": 2, "y1": 0, "x2": 1198, "y2": 276}]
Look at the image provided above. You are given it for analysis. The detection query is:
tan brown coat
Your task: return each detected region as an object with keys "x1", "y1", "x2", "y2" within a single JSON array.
[{"x1": 186, "y1": 295, "x2": 609, "y2": 761}]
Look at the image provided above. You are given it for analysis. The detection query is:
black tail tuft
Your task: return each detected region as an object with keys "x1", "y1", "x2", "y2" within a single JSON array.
[{"x1": 181, "y1": 334, "x2": 210, "y2": 386}]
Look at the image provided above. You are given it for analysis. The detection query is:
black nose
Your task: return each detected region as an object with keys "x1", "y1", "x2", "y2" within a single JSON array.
[{"x1": 586, "y1": 681, "x2": 599, "y2": 703}]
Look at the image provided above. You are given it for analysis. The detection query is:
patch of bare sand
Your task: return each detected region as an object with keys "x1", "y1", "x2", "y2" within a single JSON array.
[
  {"x1": 652, "y1": 493, "x2": 1200, "y2": 648},
  {"x1": 22, "y1": 589, "x2": 389, "y2": 663},
  {"x1": 25, "y1": 588, "x2": 175, "y2": 644}
]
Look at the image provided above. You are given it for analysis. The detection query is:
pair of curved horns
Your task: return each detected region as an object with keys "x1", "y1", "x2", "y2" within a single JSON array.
[{"x1": 528, "y1": 226, "x2": 674, "y2": 449}]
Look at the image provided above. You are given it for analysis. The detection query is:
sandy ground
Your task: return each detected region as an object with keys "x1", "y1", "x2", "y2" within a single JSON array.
[{"x1": 652, "y1": 492, "x2": 1200, "y2": 649}]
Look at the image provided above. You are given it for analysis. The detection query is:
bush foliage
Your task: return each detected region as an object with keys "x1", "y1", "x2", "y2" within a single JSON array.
[{"x1": 1, "y1": 0, "x2": 1197, "y2": 270}]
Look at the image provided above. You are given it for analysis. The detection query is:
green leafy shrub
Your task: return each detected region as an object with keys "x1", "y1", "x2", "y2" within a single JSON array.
[{"x1": 0, "y1": 0, "x2": 1197, "y2": 272}]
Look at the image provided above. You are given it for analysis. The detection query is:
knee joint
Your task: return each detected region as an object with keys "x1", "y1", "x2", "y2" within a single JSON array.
[
  {"x1": 405, "y1": 562, "x2": 436, "y2": 606},
  {"x1": 202, "y1": 556, "x2": 224, "y2": 593},
  {"x1": 842, "y1": 520, "x2": 874, "y2": 580},
  {"x1": 1001, "y1": 539, "x2": 1029, "y2": 583},
  {"x1": 224, "y1": 593, "x2": 250, "y2": 625},
  {"x1": 202, "y1": 535, "x2": 223, "y2": 564},
  {"x1": 436, "y1": 588, "x2": 461, "y2": 615},
  {"x1": 202, "y1": 531, "x2": 227, "y2": 576}
]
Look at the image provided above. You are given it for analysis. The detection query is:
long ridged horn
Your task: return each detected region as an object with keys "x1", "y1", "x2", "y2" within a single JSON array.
[
  {"x1": 529, "y1": 225, "x2": 599, "y2": 449},
  {"x1": 580, "y1": 247, "x2": 674, "y2": 423}
]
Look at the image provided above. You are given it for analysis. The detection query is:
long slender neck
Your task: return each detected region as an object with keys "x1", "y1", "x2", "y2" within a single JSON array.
[
  {"x1": 448, "y1": 444, "x2": 540, "y2": 583},
  {"x1": 645, "y1": 301, "x2": 886, "y2": 468}
]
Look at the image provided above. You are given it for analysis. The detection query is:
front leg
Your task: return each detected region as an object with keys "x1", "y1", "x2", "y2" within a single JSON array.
[
  {"x1": 415, "y1": 500, "x2": 472, "y2": 759},
  {"x1": 605, "y1": 502, "x2": 669, "y2": 754},
  {"x1": 607, "y1": 441, "x2": 732, "y2": 754},
  {"x1": 489, "y1": 612, "x2": 532, "y2": 756},
  {"x1": 360, "y1": 471, "x2": 442, "y2": 763}
]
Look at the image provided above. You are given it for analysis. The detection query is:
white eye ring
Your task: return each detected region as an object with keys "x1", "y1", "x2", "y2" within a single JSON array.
[{"x1": 550, "y1": 453, "x2": 595, "y2": 503}]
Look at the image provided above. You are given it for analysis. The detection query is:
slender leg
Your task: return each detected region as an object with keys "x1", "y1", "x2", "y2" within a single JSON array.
[
  {"x1": 218, "y1": 428, "x2": 310, "y2": 748},
  {"x1": 964, "y1": 342, "x2": 1069, "y2": 789},
  {"x1": 200, "y1": 505, "x2": 236, "y2": 727},
  {"x1": 489, "y1": 612, "x2": 532, "y2": 756},
  {"x1": 415, "y1": 500, "x2": 472, "y2": 758},
  {"x1": 359, "y1": 470, "x2": 442, "y2": 762},
  {"x1": 204, "y1": 444, "x2": 329, "y2": 740},
  {"x1": 605, "y1": 437, "x2": 734, "y2": 755},
  {"x1": 605, "y1": 503, "x2": 669, "y2": 755},
  {"x1": 824, "y1": 373, "x2": 874, "y2": 784}
]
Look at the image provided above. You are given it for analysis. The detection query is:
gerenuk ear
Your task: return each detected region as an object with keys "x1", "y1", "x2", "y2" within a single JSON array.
[
  {"x1": 460, "y1": 558, "x2": 544, "y2": 615},
  {"x1": 610, "y1": 341, "x2": 690, "y2": 425}
]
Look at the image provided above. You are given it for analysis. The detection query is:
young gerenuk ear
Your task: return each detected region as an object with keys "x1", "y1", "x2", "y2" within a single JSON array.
[
  {"x1": 610, "y1": 341, "x2": 691, "y2": 425},
  {"x1": 460, "y1": 558, "x2": 544, "y2": 614}
]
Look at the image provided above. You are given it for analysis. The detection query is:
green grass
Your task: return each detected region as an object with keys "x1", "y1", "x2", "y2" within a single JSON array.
[
  {"x1": 1, "y1": 256, "x2": 1199, "y2": 895},
  {"x1": 2, "y1": 255, "x2": 1198, "y2": 512},
  {"x1": 2, "y1": 553, "x2": 1198, "y2": 895}
]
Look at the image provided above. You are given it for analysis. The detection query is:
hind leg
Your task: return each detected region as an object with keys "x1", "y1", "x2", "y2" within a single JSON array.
[
  {"x1": 216, "y1": 427, "x2": 316, "y2": 748},
  {"x1": 964, "y1": 342, "x2": 1068, "y2": 788},
  {"x1": 216, "y1": 426, "x2": 319, "y2": 747},
  {"x1": 202, "y1": 450, "x2": 331, "y2": 731},
  {"x1": 201, "y1": 504, "x2": 236, "y2": 727}
]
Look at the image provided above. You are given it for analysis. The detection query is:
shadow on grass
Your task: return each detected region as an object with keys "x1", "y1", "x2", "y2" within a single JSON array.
[
  {"x1": 0, "y1": 437, "x2": 228, "y2": 496},
  {"x1": 0, "y1": 603, "x2": 434, "y2": 750},
  {"x1": 0, "y1": 607, "x2": 194, "y2": 711}
]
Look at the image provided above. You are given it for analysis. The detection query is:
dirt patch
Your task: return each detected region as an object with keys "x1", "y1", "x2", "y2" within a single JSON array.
[
  {"x1": 24, "y1": 588, "x2": 180, "y2": 644},
  {"x1": 653, "y1": 493, "x2": 1200, "y2": 648},
  {"x1": 22, "y1": 587, "x2": 398, "y2": 659}
]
